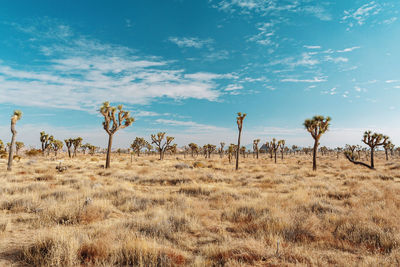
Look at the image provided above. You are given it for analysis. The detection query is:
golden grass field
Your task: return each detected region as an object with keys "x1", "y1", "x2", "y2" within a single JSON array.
[{"x1": 0, "y1": 152, "x2": 399, "y2": 266}]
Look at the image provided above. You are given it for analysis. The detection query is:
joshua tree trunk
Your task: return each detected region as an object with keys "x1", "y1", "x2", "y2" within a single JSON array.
[
  {"x1": 385, "y1": 149, "x2": 388, "y2": 161},
  {"x1": 370, "y1": 147, "x2": 374, "y2": 169},
  {"x1": 235, "y1": 129, "x2": 241, "y2": 170},
  {"x1": 274, "y1": 150, "x2": 277, "y2": 163},
  {"x1": 256, "y1": 149, "x2": 259, "y2": 159},
  {"x1": 67, "y1": 148, "x2": 71, "y2": 158},
  {"x1": 7, "y1": 122, "x2": 17, "y2": 171},
  {"x1": 281, "y1": 151, "x2": 284, "y2": 160},
  {"x1": 312, "y1": 139, "x2": 318, "y2": 171},
  {"x1": 106, "y1": 134, "x2": 113, "y2": 168}
]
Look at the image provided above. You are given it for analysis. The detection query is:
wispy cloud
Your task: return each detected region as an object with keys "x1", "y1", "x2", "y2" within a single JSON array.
[
  {"x1": 281, "y1": 77, "x2": 327, "y2": 83},
  {"x1": 342, "y1": 1, "x2": 381, "y2": 29},
  {"x1": 0, "y1": 22, "x2": 236, "y2": 111},
  {"x1": 154, "y1": 119, "x2": 228, "y2": 132},
  {"x1": 337, "y1": 46, "x2": 360, "y2": 53},
  {"x1": 168, "y1": 37, "x2": 213, "y2": 49},
  {"x1": 304, "y1": 45, "x2": 321, "y2": 49}
]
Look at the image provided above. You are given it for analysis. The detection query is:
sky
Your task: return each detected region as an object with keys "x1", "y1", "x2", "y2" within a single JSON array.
[{"x1": 0, "y1": 0, "x2": 400, "y2": 149}]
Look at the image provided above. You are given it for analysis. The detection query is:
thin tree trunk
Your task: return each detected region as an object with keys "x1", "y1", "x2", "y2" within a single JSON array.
[
  {"x1": 312, "y1": 140, "x2": 318, "y2": 171},
  {"x1": 370, "y1": 147, "x2": 374, "y2": 169},
  {"x1": 236, "y1": 129, "x2": 241, "y2": 170},
  {"x1": 105, "y1": 134, "x2": 113, "y2": 168},
  {"x1": 7, "y1": 122, "x2": 17, "y2": 171}
]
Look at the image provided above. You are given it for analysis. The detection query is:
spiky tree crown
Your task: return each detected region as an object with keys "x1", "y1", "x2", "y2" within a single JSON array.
[
  {"x1": 236, "y1": 112, "x2": 247, "y2": 130},
  {"x1": 40, "y1": 132, "x2": 54, "y2": 143},
  {"x1": 52, "y1": 140, "x2": 64, "y2": 150},
  {"x1": 11, "y1": 110, "x2": 22, "y2": 124},
  {"x1": 362, "y1": 131, "x2": 389, "y2": 148},
  {"x1": 100, "y1": 101, "x2": 134, "y2": 135},
  {"x1": 16, "y1": 141, "x2": 24, "y2": 149},
  {"x1": 304, "y1": 115, "x2": 331, "y2": 140},
  {"x1": 383, "y1": 141, "x2": 394, "y2": 150}
]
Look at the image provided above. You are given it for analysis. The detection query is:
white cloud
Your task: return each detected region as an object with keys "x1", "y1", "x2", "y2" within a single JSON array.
[
  {"x1": 383, "y1": 17, "x2": 398, "y2": 24},
  {"x1": 304, "y1": 45, "x2": 321, "y2": 49},
  {"x1": 168, "y1": 37, "x2": 213, "y2": 49},
  {"x1": 337, "y1": 46, "x2": 360, "y2": 53},
  {"x1": 325, "y1": 56, "x2": 348, "y2": 63},
  {"x1": 225, "y1": 84, "x2": 243, "y2": 91},
  {"x1": 342, "y1": 2, "x2": 381, "y2": 28},
  {"x1": 154, "y1": 119, "x2": 228, "y2": 133},
  {"x1": 386, "y1": 80, "x2": 399, "y2": 83},
  {"x1": 281, "y1": 77, "x2": 327, "y2": 83},
  {"x1": 0, "y1": 24, "x2": 237, "y2": 111}
]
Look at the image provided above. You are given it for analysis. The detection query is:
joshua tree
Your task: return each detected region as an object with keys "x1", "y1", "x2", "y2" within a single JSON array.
[
  {"x1": 65, "y1": 138, "x2": 73, "y2": 158},
  {"x1": 88, "y1": 145, "x2": 98, "y2": 155},
  {"x1": 219, "y1": 142, "x2": 225, "y2": 158},
  {"x1": 345, "y1": 131, "x2": 389, "y2": 169},
  {"x1": 81, "y1": 143, "x2": 90, "y2": 154},
  {"x1": 228, "y1": 143, "x2": 236, "y2": 164},
  {"x1": 291, "y1": 145, "x2": 298, "y2": 155},
  {"x1": 15, "y1": 141, "x2": 24, "y2": 156},
  {"x1": 72, "y1": 137, "x2": 83, "y2": 157},
  {"x1": 345, "y1": 144, "x2": 357, "y2": 156},
  {"x1": 151, "y1": 132, "x2": 174, "y2": 160},
  {"x1": 167, "y1": 144, "x2": 177, "y2": 155},
  {"x1": 240, "y1": 146, "x2": 246, "y2": 158},
  {"x1": 100, "y1": 102, "x2": 134, "y2": 168},
  {"x1": 7, "y1": 110, "x2": 22, "y2": 171},
  {"x1": 265, "y1": 141, "x2": 273, "y2": 159},
  {"x1": 145, "y1": 142, "x2": 153, "y2": 155},
  {"x1": 40, "y1": 131, "x2": 54, "y2": 156},
  {"x1": 205, "y1": 144, "x2": 216, "y2": 158},
  {"x1": 253, "y1": 139, "x2": 260, "y2": 159},
  {"x1": 362, "y1": 131, "x2": 389, "y2": 168},
  {"x1": 188, "y1": 143, "x2": 199, "y2": 158},
  {"x1": 52, "y1": 140, "x2": 64, "y2": 157},
  {"x1": 303, "y1": 115, "x2": 331, "y2": 171},
  {"x1": 335, "y1": 147, "x2": 342, "y2": 159},
  {"x1": 384, "y1": 141, "x2": 394, "y2": 161},
  {"x1": 269, "y1": 138, "x2": 283, "y2": 163},
  {"x1": 235, "y1": 112, "x2": 246, "y2": 170},
  {"x1": 130, "y1": 137, "x2": 147, "y2": 156},
  {"x1": 279, "y1": 140, "x2": 286, "y2": 160}
]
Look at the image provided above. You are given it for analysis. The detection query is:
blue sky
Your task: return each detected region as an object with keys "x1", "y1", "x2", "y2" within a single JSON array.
[{"x1": 0, "y1": 0, "x2": 400, "y2": 148}]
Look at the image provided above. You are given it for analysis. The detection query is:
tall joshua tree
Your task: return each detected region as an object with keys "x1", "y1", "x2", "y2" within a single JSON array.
[
  {"x1": 7, "y1": 110, "x2": 22, "y2": 171},
  {"x1": 15, "y1": 141, "x2": 24, "y2": 156},
  {"x1": 100, "y1": 102, "x2": 134, "y2": 168},
  {"x1": 363, "y1": 131, "x2": 389, "y2": 168},
  {"x1": 72, "y1": 137, "x2": 83, "y2": 157},
  {"x1": 151, "y1": 132, "x2": 174, "y2": 160},
  {"x1": 253, "y1": 139, "x2": 260, "y2": 159},
  {"x1": 304, "y1": 115, "x2": 331, "y2": 171},
  {"x1": 235, "y1": 112, "x2": 246, "y2": 170},
  {"x1": 52, "y1": 140, "x2": 64, "y2": 157},
  {"x1": 65, "y1": 138, "x2": 73, "y2": 158},
  {"x1": 40, "y1": 131, "x2": 54, "y2": 156}
]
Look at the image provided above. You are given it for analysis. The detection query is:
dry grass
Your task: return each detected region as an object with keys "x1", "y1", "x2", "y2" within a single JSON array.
[{"x1": 0, "y1": 152, "x2": 400, "y2": 266}]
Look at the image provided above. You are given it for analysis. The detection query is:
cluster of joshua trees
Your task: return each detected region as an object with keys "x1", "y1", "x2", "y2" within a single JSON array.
[{"x1": 0, "y1": 102, "x2": 395, "y2": 171}]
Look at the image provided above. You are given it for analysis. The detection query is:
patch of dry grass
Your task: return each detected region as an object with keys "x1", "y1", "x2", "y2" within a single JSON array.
[{"x1": 0, "y1": 152, "x2": 400, "y2": 266}]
